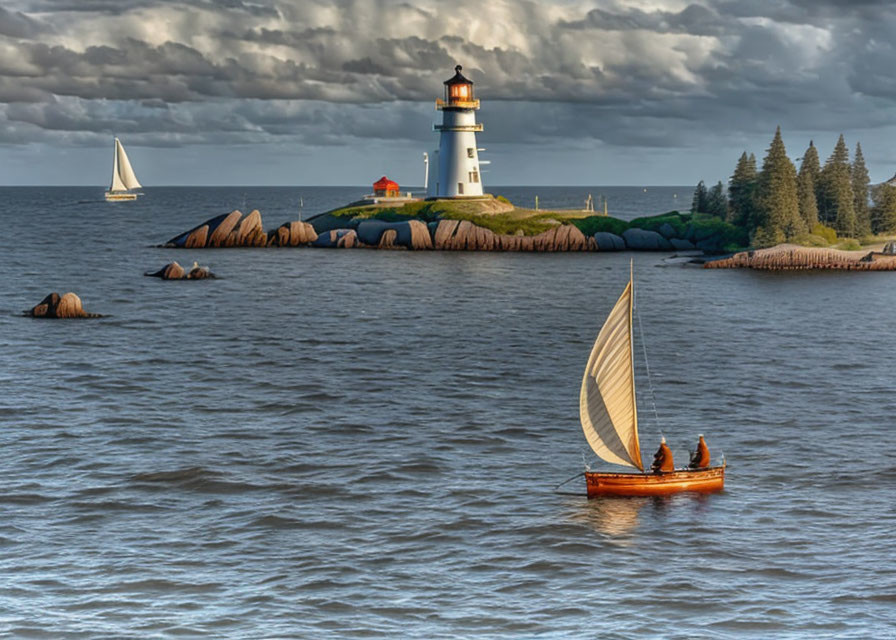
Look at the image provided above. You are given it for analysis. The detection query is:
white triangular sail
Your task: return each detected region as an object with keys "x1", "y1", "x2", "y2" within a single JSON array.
[
  {"x1": 579, "y1": 268, "x2": 643, "y2": 471},
  {"x1": 109, "y1": 138, "x2": 142, "y2": 192}
]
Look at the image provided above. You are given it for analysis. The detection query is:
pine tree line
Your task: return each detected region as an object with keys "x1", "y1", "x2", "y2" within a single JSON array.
[{"x1": 691, "y1": 127, "x2": 896, "y2": 244}]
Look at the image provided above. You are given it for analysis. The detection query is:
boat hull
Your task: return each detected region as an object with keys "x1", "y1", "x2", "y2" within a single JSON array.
[
  {"x1": 105, "y1": 192, "x2": 138, "y2": 201},
  {"x1": 585, "y1": 466, "x2": 725, "y2": 497}
]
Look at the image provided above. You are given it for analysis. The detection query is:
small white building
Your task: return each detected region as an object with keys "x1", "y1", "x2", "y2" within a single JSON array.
[{"x1": 426, "y1": 65, "x2": 484, "y2": 198}]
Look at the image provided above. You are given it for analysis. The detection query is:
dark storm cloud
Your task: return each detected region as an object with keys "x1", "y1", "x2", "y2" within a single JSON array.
[{"x1": 1, "y1": 0, "x2": 896, "y2": 152}]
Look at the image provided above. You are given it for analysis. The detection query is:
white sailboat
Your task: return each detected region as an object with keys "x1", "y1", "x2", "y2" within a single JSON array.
[{"x1": 105, "y1": 138, "x2": 142, "y2": 202}]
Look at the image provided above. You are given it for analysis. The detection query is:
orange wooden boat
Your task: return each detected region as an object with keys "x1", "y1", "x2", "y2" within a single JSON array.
[
  {"x1": 585, "y1": 466, "x2": 725, "y2": 497},
  {"x1": 576, "y1": 264, "x2": 725, "y2": 498}
]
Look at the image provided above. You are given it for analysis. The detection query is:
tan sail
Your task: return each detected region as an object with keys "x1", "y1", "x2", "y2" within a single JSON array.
[{"x1": 579, "y1": 267, "x2": 643, "y2": 470}]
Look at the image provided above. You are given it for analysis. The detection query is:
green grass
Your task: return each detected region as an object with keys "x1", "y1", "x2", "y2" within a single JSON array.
[
  {"x1": 570, "y1": 215, "x2": 629, "y2": 237},
  {"x1": 629, "y1": 211, "x2": 689, "y2": 236},
  {"x1": 446, "y1": 210, "x2": 559, "y2": 235}
]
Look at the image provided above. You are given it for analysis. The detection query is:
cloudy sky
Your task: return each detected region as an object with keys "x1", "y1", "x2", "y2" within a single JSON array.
[{"x1": 1, "y1": 0, "x2": 896, "y2": 186}]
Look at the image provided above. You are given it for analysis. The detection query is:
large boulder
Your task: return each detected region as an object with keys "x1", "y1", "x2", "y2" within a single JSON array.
[
  {"x1": 29, "y1": 292, "x2": 99, "y2": 318},
  {"x1": 593, "y1": 232, "x2": 625, "y2": 251},
  {"x1": 165, "y1": 210, "x2": 244, "y2": 248},
  {"x1": 312, "y1": 229, "x2": 359, "y2": 248},
  {"x1": 165, "y1": 210, "x2": 270, "y2": 248},
  {"x1": 355, "y1": 220, "x2": 433, "y2": 249},
  {"x1": 531, "y1": 224, "x2": 592, "y2": 251},
  {"x1": 622, "y1": 228, "x2": 673, "y2": 250},
  {"x1": 408, "y1": 220, "x2": 434, "y2": 250},
  {"x1": 165, "y1": 213, "x2": 232, "y2": 248},
  {"x1": 185, "y1": 225, "x2": 208, "y2": 248},
  {"x1": 268, "y1": 220, "x2": 318, "y2": 247},
  {"x1": 231, "y1": 209, "x2": 267, "y2": 247},
  {"x1": 207, "y1": 210, "x2": 243, "y2": 247},
  {"x1": 658, "y1": 222, "x2": 678, "y2": 239}
]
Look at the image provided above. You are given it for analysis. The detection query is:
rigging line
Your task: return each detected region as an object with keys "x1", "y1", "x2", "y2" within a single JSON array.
[
  {"x1": 553, "y1": 471, "x2": 585, "y2": 493},
  {"x1": 634, "y1": 293, "x2": 661, "y2": 436}
]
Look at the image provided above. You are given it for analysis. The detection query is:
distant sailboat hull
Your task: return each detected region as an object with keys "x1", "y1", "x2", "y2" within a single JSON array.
[
  {"x1": 104, "y1": 192, "x2": 138, "y2": 201},
  {"x1": 585, "y1": 465, "x2": 725, "y2": 498}
]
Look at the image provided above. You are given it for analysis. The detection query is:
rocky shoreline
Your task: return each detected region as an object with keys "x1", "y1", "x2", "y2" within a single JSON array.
[
  {"x1": 704, "y1": 244, "x2": 896, "y2": 270},
  {"x1": 163, "y1": 209, "x2": 736, "y2": 253}
]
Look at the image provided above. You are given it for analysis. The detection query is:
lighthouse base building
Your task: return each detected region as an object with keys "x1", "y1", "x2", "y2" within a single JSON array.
[{"x1": 426, "y1": 65, "x2": 484, "y2": 199}]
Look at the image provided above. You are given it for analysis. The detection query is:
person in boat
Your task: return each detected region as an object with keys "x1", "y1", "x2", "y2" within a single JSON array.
[
  {"x1": 651, "y1": 437, "x2": 674, "y2": 473},
  {"x1": 689, "y1": 434, "x2": 711, "y2": 469}
]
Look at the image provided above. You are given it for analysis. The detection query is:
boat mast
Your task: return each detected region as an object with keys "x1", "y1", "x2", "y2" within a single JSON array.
[
  {"x1": 634, "y1": 262, "x2": 661, "y2": 447},
  {"x1": 628, "y1": 260, "x2": 642, "y2": 471}
]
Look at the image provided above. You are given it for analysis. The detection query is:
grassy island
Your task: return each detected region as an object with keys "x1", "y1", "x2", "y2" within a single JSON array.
[{"x1": 311, "y1": 195, "x2": 750, "y2": 253}]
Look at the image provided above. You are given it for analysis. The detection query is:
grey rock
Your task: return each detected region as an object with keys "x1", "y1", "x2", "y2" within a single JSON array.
[
  {"x1": 356, "y1": 220, "x2": 413, "y2": 247},
  {"x1": 622, "y1": 228, "x2": 673, "y2": 250},
  {"x1": 658, "y1": 222, "x2": 677, "y2": 239},
  {"x1": 312, "y1": 229, "x2": 355, "y2": 248},
  {"x1": 593, "y1": 232, "x2": 625, "y2": 251}
]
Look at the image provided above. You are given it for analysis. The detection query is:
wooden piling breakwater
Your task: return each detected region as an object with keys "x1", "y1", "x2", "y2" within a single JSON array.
[{"x1": 704, "y1": 244, "x2": 896, "y2": 271}]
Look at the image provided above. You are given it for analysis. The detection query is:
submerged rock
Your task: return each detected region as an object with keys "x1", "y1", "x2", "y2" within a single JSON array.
[
  {"x1": 145, "y1": 261, "x2": 216, "y2": 279},
  {"x1": 29, "y1": 292, "x2": 99, "y2": 318}
]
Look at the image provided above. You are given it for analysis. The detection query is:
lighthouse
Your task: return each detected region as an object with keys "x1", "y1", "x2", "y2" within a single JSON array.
[{"x1": 426, "y1": 65, "x2": 484, "y2": 198}]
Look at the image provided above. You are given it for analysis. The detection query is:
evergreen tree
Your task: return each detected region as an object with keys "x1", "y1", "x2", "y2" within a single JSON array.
[
  {"x1": 797, "y1": 141, "x2": 819, "y2": 230},
  {"x1": 818, "y1": 134, "x2": 856, "y2": 237},
  {"x1": 870, "y1": 184, "x2": 896, "y2": 234},
  {"x1": 728, "y1": 152, "x2": 758, "y2": 228},
  {"x1": 691, "y1": 180, "x2": 708, "y2": 213},
  {"x1": 851, "y1": 142, "x2": 871, "y2": 237},
  {"x1": 755, "y1": 126, "x2": 804, "y2": 241},
  {"x1": 706, "y1": 181, "x2": 727, "y2": 217}
]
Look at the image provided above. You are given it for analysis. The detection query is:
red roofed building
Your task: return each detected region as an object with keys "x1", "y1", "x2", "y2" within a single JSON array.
[{"x1": 373, "y1": 176, "x2": 400, "y2": 197}]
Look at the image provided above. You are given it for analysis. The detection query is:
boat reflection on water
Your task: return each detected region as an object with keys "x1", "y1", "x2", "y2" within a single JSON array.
[
  {"x1": 567, "y1": 496, "x2": 650, "y2": 542},
  {"x1": 567, "y1": 493, "x2": 716, "y2": 543}
]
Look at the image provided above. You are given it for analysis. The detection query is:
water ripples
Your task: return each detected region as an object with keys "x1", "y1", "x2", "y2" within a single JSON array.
[{"x1": 1, "y1": 188, "x2": 895, "y2": 637}]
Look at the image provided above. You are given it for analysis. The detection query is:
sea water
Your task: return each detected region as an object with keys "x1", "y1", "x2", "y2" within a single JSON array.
[{"x1": 0, "y1": 186, "x2": 893, "y2": 638}]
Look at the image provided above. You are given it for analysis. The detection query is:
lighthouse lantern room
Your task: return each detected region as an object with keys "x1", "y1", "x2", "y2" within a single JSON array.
[{"x1": 427, "y1": 65, "x2": 484, "y2": 198}]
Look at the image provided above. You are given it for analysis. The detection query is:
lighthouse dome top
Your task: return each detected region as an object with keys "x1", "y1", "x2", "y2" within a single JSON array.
[
  {"x1": 440, "y1": 64, "x2": 477, "y2": 108},
  {"x1": 444, "y1": 65, "x2": 473, "y2": 86}
]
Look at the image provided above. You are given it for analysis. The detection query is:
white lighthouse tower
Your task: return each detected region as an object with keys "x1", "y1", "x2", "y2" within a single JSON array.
[{"x1": 426, "y1": 65, "x2": 483, "y2": 198}]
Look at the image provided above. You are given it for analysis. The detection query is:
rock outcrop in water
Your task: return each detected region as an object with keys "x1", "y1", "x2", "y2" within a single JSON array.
[
  {"x1": 145, "y1": 261, "x2": 216, "y2": 279},
  {"x1": 165, "y1": 210, "x2": 317, "y2": 248},
  {"x1": 704, "y1": 244, "x2": 896, "y2": 270},
  {"x1": 29, "y1": 292, "x2": 99, "y2": 318}
]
